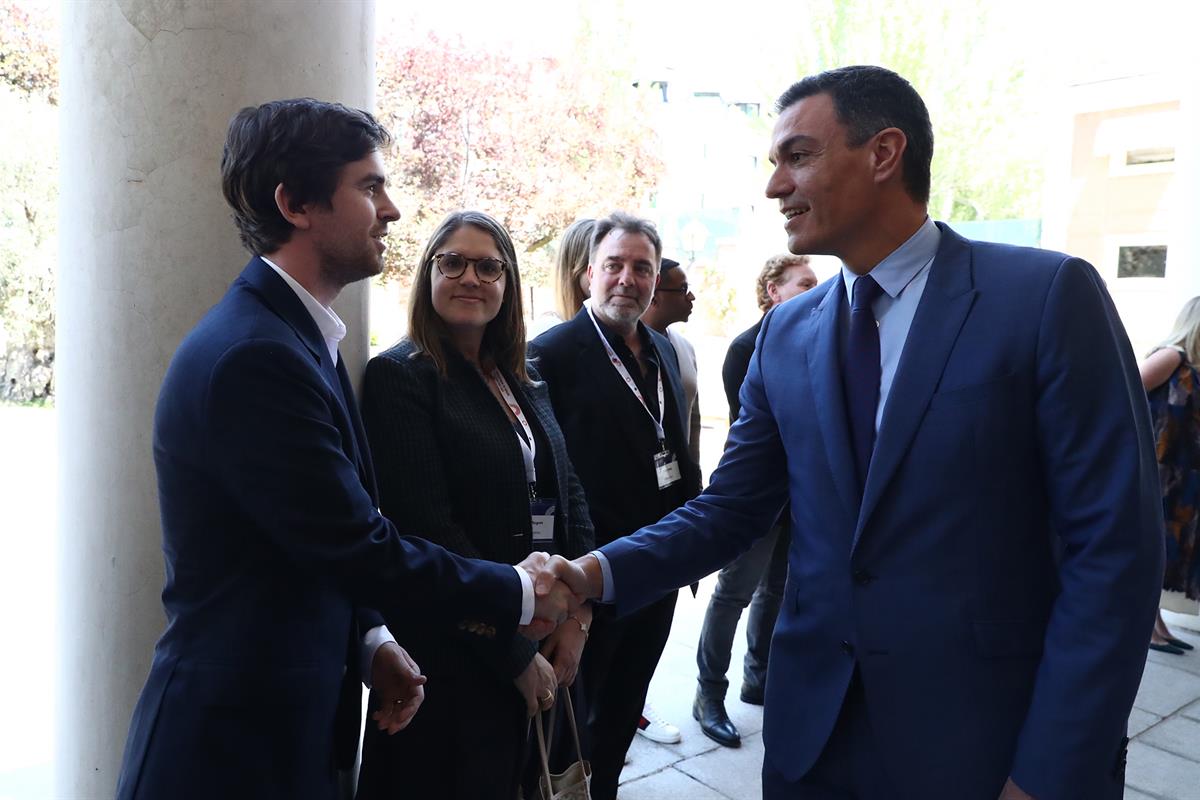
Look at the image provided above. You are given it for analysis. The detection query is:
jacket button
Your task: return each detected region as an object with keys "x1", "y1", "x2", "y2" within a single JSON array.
[
  {"x1": 841, "y1": 640, "x2": 855, "y2": 656},
  {"x1": 853, "y1": 569, "x2": 875, "y2": 585}
]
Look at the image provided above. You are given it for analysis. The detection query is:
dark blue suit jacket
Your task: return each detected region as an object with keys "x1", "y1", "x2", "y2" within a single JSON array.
[
  {"x1": 116, "y1": 258, "x2": 522, "y2": 800},
  {"x1": 600, "y1": 225, "x2": 1164, "y2": 800}
]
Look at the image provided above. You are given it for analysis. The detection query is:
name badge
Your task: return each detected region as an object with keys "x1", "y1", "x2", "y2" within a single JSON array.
[
  {"x1": 654, "y1": 449, "x2": 681, "y2": 490},
  {"x1": 530, "y1": 498, "x2": 557, "y2": 542}
]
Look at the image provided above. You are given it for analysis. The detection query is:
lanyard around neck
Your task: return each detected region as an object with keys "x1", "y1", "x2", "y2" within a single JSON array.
[
  {"x1": 585, "y1": 302, "x2": 666, "y2": 442},
  {"x1": 490, "y1": 369, "x2": 537, "y2": 486}
]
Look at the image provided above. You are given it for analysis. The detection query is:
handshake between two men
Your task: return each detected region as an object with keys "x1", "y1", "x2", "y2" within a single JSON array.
[{"x1": 516, "y1": 551, "x2": 603, "y2": 641}]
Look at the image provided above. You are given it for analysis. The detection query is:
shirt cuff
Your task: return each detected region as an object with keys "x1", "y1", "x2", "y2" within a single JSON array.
[
  {"x1": 514, "y1": 564, "x2": 535, "y2": 625},
  {"x1": 360, "y1": 625, "x2": 397, "y2": 688},
  {"x1": 591, "y1": 550, "x2": 615, "y2": 603}
]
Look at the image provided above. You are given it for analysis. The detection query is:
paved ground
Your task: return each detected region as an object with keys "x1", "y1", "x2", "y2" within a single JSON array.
[
  {"x1": 5, "y1": 405, "x2": 1200, "y2": 799},
  {"x1": 618, "y1": 590, "x2": 1200, "y2": 800}
]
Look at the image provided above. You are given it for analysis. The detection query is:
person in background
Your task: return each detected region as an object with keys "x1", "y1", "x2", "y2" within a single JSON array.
[
  {"x1": 530, "y1": 212, "x2": 701, "y2": 800},
  {"x1": 692, "y1": 253, "x2": 817, "y2": 748},
  {"x1": 529, "y1": 218, "x2": 596, "y2": 339},
  {"x1": 1141, "y1": 296, "x2": 1200, "y2": 655},
  {"x1": 634, "y1": 256, "x2": 698, "y2": 745},
  {"x1": 356, "y1": 211, "x2": 596, "y2": 799}
]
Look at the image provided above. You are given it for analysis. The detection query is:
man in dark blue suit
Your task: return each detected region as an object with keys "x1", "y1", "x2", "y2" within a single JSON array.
[
  {"x1": 115, "y1": 99, "x2": 584, "y2": 800},
  {"x1": 571, "y1": 66, "x2": 1164, "y2": 799}
]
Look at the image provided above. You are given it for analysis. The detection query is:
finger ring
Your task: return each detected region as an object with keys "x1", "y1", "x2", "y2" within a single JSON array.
[
  {"x1": 541, "y1": 691, "x2": 554, "y2": 702},
  {"x1": 393, "y1": 699, "x2": 405, "y2": 705}
]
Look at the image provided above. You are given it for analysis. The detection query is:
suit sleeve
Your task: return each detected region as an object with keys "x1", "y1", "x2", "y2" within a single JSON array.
[
  {"x1": 204, "y1": 339, "x2": 522, "y2": 658},
  {"x1": 1009, "y1": 258, "x2": 1164, "y2": 798},
  {"x1": 722, "y1": 336, "x2": 754, "y2": 425},
  {"x1": 360, "y1": 353, "x2": 538, "y2": 679},
  {"x1": 600, "y1": 312, "x2": 791, "y2": 615}
]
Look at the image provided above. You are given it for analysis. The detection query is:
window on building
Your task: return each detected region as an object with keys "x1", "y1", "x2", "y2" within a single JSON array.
[
  {"x1": 1117, "y1": 245, "x2": 1167, "y2": 278},
  {"x1": 1125, "y1": 147, "x2": 1175, "y2": 166}
]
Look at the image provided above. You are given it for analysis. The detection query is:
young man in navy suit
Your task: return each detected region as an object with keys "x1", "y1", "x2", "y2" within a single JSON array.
[
  {"x1": 115, "y1": 99, "x2": 584, "y2": 800},
  {"x1": 571, "y1": 66, "x2": 1163, "y2": 800}
]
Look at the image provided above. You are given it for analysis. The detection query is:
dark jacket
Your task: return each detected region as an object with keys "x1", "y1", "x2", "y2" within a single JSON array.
[
  {"x1": 360, "y1": 338, "x2": 594, "y2": 675},
  {"x1": 115, "y1": 258, "x2": 521, "y2": 800},
  {"x1": 530, "y1": 308, "x2": 701, "y2": 547}
]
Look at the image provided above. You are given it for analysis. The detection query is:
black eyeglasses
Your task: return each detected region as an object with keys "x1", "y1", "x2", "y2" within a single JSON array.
[
  {"x1": 656, "y1": 283, "x2": 691, "y2": 294},
  {"x1": 432, "y1": 252, "x2": 507, "y2": 284}
]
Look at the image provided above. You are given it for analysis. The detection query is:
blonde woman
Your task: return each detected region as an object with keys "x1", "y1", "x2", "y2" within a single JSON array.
[{"x1": 1142, "y1": 296, "x2": 1200, "y2": 654}]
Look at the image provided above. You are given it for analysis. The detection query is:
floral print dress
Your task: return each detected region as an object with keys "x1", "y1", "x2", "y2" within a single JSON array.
[{"x1": 1149, "y1": 346, "x2": 1200, "y2": 608}]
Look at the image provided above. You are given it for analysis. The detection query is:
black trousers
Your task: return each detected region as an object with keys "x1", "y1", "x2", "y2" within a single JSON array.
[{"x1": 579, "y1": 590, "x2": 678, "y2": 800}]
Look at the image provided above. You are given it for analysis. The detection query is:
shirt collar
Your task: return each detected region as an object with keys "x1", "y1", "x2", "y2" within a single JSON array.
[
  {"x1": 261, "y1": 256, "x2": 346, "y2": 363},
  {"x1": 840, "y1": 216, "x2": 940, "y2": 301}
]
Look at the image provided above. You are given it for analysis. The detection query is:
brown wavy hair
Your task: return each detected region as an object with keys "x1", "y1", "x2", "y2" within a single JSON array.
[
  {"x1": 407, "y1": 210, "x2": 528, "y2": 382},
  {"x1": 756, "y1": 253, "x2": 812, "y2": 313}
]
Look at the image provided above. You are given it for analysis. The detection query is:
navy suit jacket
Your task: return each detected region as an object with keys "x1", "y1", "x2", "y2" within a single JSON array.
[
  {"x1": 600, "y1": 225, "x2": 1164, "y2": 800},
  {"x1": 116, "y1": 258, "x2": 522, "y2": 800}
]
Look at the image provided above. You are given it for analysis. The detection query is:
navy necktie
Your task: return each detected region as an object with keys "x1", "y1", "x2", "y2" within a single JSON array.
[{"x1": 844, "y1": 274, "x2": 885, "y2": 489}]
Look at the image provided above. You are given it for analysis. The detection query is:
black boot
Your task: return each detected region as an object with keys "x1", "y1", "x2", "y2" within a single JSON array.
[{"x1": 692, "y1": 693, "x2": 741, "y2": 748}]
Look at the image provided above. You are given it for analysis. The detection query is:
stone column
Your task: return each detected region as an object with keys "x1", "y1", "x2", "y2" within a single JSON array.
[{"x1": 56, "y1": 2, "x2": 375, "y2": 795}]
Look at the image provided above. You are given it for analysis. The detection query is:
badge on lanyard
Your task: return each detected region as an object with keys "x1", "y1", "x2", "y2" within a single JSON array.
[
  {"x1": 654, "y1": 447, "x2": 682, "y2": 490},
  {"x1": 530, "y1": 496, "x2": 557, "y2": 543},
  {"x1": 585, "y1": 304, "x2": 682, "y2": 491}
]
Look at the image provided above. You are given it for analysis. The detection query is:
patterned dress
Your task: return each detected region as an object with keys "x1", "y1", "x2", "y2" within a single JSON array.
[{"x1": 1149, "y1": 346, "x2": 1200, "y2": 606}]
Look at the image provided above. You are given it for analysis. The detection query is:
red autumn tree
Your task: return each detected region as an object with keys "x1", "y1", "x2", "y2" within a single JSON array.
[{"x1": 375, "y1": 31, "x2": 664, "y2": 285}]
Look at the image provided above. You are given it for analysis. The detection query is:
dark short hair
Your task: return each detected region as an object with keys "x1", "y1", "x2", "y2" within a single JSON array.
[
  {"x1": 591, "y1": 211, "x2": 663, "y2": 267},
  {"x1": 220, "y1": 98, "x2": 391, "y2": 255},
  {"x1": 776, "y1": 66, "x2": 933, "y2": 203},
  {"x1": 407, "y1": 211, "x2": 528, "y2": 383},
  {"x1": 660, "y1": 257, "x2": 682, "y2": 278}
]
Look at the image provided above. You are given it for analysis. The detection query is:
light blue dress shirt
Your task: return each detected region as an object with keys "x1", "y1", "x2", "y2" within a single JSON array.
[
  {"x1": 840, "y1": 216, "x2": 941, "y2": 432},
  {"x1": 594, "y1": 218, "x2": 943, "y2": 601}
]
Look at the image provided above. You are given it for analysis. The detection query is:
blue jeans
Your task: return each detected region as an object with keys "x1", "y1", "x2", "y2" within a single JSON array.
[{"x1": 696, "y1": 521, "x2": 790, "y2": 700}]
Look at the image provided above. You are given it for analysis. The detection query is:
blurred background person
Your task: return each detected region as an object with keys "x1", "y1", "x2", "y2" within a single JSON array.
[
  {"x1": 693, "y1": 253, "x2": 817, "y2": 748},
  {"x1": 1143, "y1": 296, "x2": 1200, "y2": 655},
  {"x1": 356, "y1": 210, "x2": 595, "y2": 799},
  {"x1": 634, "y1": 256, "x2": 698, "y2": 745},
  {"x1": 529, "y1": 217, "x2": 596, "y2": 339}
]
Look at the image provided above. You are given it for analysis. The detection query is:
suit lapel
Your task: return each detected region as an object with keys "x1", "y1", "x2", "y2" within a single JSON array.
[
  {"x1": 853, "y1": 226, "x2": 977, "y2": 549},
  {"x1": 805, "y1": 281, "x2": 859, "y2": 523},
  {"x1": 241, "y1": 258, "x2": 374, "y2": 498},
  {"x1": 573, "y1": 315, "x2": 656, "y2": 454}
]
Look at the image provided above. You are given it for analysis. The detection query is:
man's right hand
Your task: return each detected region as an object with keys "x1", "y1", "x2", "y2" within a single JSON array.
[
  {"x1": 513, "y1": 652, "x2": 557, "y2": 717},
  {"x1": 516, "y1": 552, "x2": 589, "y2": 639}
]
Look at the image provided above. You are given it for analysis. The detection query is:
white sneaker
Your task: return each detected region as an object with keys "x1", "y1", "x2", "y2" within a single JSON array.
[{"x1": 636, "y1": 702, "x2": 682, "y2": 744}]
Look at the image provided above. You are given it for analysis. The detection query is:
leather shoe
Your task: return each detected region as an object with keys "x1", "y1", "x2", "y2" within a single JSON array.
[
  {"x1": 1150, "y1": 641, "x2": 1185, "y2": 655},
  {"x1": 1166, "y1": 636, "x2": 1195, "y2": 651},
  {"x1": 739, "y1": 683, "x2": 765, "y2": 706},
  {"x1": 692, "y1": 695, "x2": 741, "y2": 748}
]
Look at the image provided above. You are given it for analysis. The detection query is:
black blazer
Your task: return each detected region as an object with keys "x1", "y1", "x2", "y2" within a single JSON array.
[
  {"x1": 530, "y1": 309, "x2": 701, "y2": 547},
  {"x1": 361, "y1": 338, "x2": 595, "y2": 675}
]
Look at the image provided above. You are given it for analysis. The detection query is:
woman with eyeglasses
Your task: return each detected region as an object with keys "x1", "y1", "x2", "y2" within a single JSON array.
[{"x1": 355, "y1": 210, "x2": 595, "y2": 800}]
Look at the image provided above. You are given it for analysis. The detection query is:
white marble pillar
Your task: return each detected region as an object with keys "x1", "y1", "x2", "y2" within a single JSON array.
[{"x1": 56, "y1": 1, "x2": 375, "y2": 795}]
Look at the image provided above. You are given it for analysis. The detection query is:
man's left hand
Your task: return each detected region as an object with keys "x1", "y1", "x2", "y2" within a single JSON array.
[
  {"x1": 998, "y1": 777, "x2": 1035, "y2": 800},
  {"x1": 369, "y1": 641, "x2": 427, "y2": 735}
]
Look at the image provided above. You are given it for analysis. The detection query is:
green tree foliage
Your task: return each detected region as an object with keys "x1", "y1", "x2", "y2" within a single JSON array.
[
  {"x1": 375, "y1": 30, "x2": 664, "y2": 286},
  {"x1": 780, "y1": 0, "x2": 1046, "y2": 222}
]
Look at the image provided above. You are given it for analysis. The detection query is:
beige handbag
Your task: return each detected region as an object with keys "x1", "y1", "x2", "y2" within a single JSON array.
[{"x1": 533, "y1": 688, "x2": 592, "y2": 800}]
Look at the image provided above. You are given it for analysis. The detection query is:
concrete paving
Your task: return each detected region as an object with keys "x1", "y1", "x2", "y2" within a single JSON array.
[{"x1": 620, "y1": 585, "x2": 1200, "y2": 800}]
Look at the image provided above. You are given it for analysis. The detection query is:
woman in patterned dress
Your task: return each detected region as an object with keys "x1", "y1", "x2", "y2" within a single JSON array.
[{"x1": 1142, "y1": 296, "x2": 1200, "y2": 654}]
